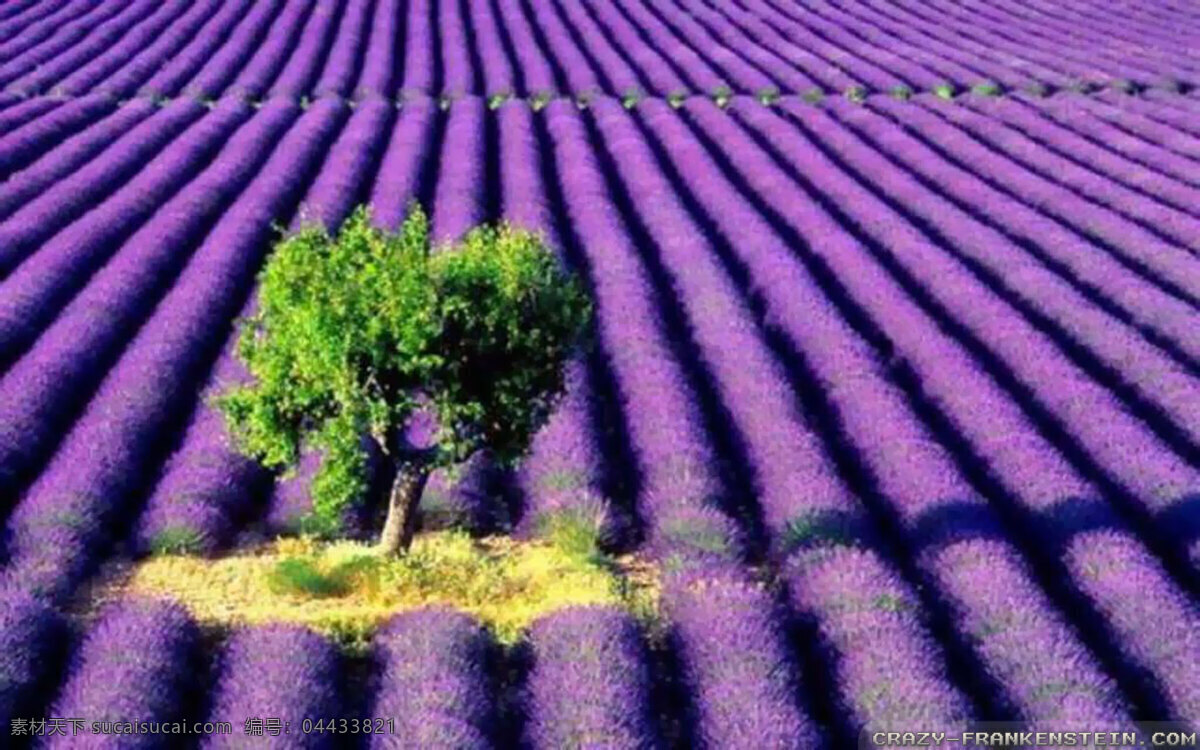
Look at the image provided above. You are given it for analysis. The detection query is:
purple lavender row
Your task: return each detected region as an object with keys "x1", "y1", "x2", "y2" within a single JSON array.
[
  {"x1": 0, "y1": 101, "x2": 253, "y2": 371},
  {"x1": 397, "y1": 0, "x2": 435, "y2": 97},
  {"x1": 311, "y1": 0, "x2": 374, "y2": 99},
  {"x1": 825, "y1": 0, "x2": 1057, "y2": 88},
  {"x1": 635, "y1": 98, "x2": 1153, "y2": 729},
  {"x1": 732, "y1": 0, "x2": 947, "y2": 89},
  {"x1": 514, "y1": 0, "x2": 601, "y2": 96},
  {"x1": 693, "y1": 100, "x2": 1138, "y2": 727},
  {"x1": 868, "y1": 96, "x2": 1200, "y2": 309},
  {"x1": 654, "y1": 0, "x2": 821, "y2": 92},
  {"x1": 581, "y1": 0, "x2": 691, "y2": 96},
  {"x1": 0, "y1": 102, "x2": 285, "y2": 512},
  {"x1": 224, "y1": 0, "x2": 317, "y2": 101},
  {"x1": 493, "y1": 103, "x2": 617, "y2": 541},
  {"x1": 962, "y1": 95, "x2": 1200, "y2": 231},
  {"x1": 663, "y1": 567, "x2": 823, "y2": 748},
  {"x1": 0, "y1": 98, "x2": 204, "y2": 273},
  {"x1": 815, "y1": 99, "x2": 1200, "y2": 539},
  {"x1": 0, "y1": 100, "x2": 154, "y2": 222},
  {"x1": 134, "y1": 98, "x2": 384, "y2": 554},
  {"x1": 634, "y1": 99, "x2": 976, "y2": 731},
  {"x1": 491, "y1": 0, "x2": 559, "y2": 98},
  {"x1": 688, "y1": 0, "x2": 871, "y2": 90},
  {"x1": 724, "y1": 100, "x2": 1200, "y2": 722},
  {"x1": 952, "y1": 97, "x2": 1200, "y2": 254},
  {"x1": 1, "y1": 101, "x2": 343, "y2": 604},
  {"x1": 6, "y1": 0, "x2": 185, "y2": 97},
  {"x1": 266, "y1": 0, "x2": 344, "y2": 100},
  {"x1": 203, "y1": 625, "x2": 342, "y2": 750},
  {"x1": 1063, "y1": 96, "x2": 1200, "y2": 163},
  {"x1": 892, "y1": 0, "x2": 1115, "y2": 86},
  {"x1": 906, "y1": 0, "x2": 1117, "y2": 84},
  {"x1": 0, "y1": 93, "x2": 114, "y2": 178},
  {"x1": 367, "y1": 99, "x2": 439, "y2": 231},
  {"x1": 467, "y1": 0, "x2": 516, "y2": 97},
  {"x1": 846, "y1": 97, "x2": 1200, "y2": 452},
  {"x1": 1024, "y1": 99, "x2": 1200, "y2": 188},
  {"x1": 816, "y1": 97, "x2": 1200, "y2": 368},
  {"x1": 521, "y1": 606, "x2": 657, "y2": 749},
  {"x1": 45, "y1": 598, "x2": 199, "y2": 750},
  {"x1": 811, "y1": 0, "x2": 1004, "y2": 87},
  {"x1": 614, "y1": 0, "x2": 773, "y2": 94},
  {"x1": 367, "y1": 609, "x2": 495, "y2": 749},
  {"x1": 550, "y1": 0, "x2": 642, "y2": 95},
  {"x1": 960, "y1": 0, "x2": 1196, "y2": 83},
  {"x1": 1117, "y1": 92, "x2": 1200, "y2": 139},
  {"x1": 132, "y1": 0, "x2": 254, "y2": 100},
  {"x1": 0, "y1": 0, "x2": 112, "y2": 78},
  {"x1": 547, "y1": 103, "x2": 821, "y2": 745},
  {"x1": 55, "y1": 0, "x2": 217, "y2": 97},
  {"x1": 0, "y1": 0, "x2": 54, "y2": 30},
  {"x1": 440, "y1": 0, "x2": 477, "y2": 97},
  {"x1": 0, "y1": 0, "x2": 83, "y2": 48},
  {"x1": 354, "y1": 0, "x2": 403, "y2": 99},
  {"x1": 0, "y1": 0, "x2": 150, "y2": 92},
  {"x1": 543, "y1": 100, "x2": 739, "y2": 565},
  {"x1": 178, "y1": 0, "x2": 287, "y2": 100},
  {"x1": 431, "y1": 98, "x2": 486, "y2": 245},
  {"x1": 0, "y1": 98, "x2": 61, "y2": 135},
  {"x1": 610, "y1": 0, "x2": 732, "y2": 93},
  {"x1": 858, "y1": 96, "x2": 1200, "y2": 364},
  {"x1": 53, "y1": 0, "x2": 217, "y2": 97},
  {"x1": 0, "y1": 585, "x2": 65, "y2": 728}
]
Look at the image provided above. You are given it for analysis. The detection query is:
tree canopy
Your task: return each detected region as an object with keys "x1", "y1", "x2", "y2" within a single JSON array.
[{"x1": 218, "y1": 205, "x2": 591, "y2": 545}]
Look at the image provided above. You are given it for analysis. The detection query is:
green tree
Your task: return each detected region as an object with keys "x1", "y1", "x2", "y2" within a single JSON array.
[{"x1": 218, "y1": 206, "x2": 591, "y2": 554}]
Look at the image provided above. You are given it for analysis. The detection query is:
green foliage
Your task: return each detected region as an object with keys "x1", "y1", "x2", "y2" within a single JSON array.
[
  {"x1": 487, "y1": 92, "x2": 512, "y2": 109},
  {"x1": 888, "y1": 84, "x2": 913, "y2": 101},
  {"x1": 712, "y1": 84, "x2": 733, "y2": 108},
  {"x1": 148, "y1": 527, "x2": 206, "y2": 556},
  {"x1": 801, "y1": 87, "x2": 825, "y2": 104},
  {"x1": 971, "y1": 80, "x2": 1002, "y2": 97},
  {"x1": 267, "y1": 557, "x2": 352, "y2": 598},
  {"x1": 530, "y1": 91, "x2": 554, "y2": 111},
  {"x1": 218, "y1": 206, "x2": 591, "y2": 534},
  {"x1": 667, "y1": 89, "x2": 688, "y2": 109},
  {"x1": 933, "y1": 82, "x2": 956, "y2": 100},
  {"x1": 621, "y1": 87, "x2": 643, "y2": 109},
  {"x1": 844, "y1": 84, "x2": 868, "y2": 103},
  {"x1": 756, "y1": 86, "x2": 781, "y2": 106}
]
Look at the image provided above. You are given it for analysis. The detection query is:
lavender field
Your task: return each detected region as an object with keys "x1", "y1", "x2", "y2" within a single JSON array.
[{"x1": 1, "y1": 0, "x2": 1199, "y2": 746}]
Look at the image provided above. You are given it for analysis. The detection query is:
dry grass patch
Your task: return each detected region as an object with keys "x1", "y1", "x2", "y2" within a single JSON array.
[{"x1": 92, "y1": 530, "x2": 658, "y2": 649}]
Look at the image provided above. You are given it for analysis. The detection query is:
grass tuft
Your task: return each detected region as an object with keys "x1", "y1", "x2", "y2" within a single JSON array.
[
  {"x1": 933, "y1": 82, "x2": 956, "y2": 100},
  {"x1": 801, "y1": 87, "x2": 825, "y2": 104},
  {"x1": 971, "y1": 80, "x2": 1002, "y2": 97},
  {"x1": 844, "y1": 84, "x2": 868, "y2": 103},
  {"x1": 756, "y1": 86, "x2": 781, "y2": 106},
  {"x1": 889, "y1": 84, "x2": 913, "y2": 101}
]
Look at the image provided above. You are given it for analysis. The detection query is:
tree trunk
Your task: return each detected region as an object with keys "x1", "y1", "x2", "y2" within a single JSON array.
[{"x1": 378, "y1": 466, "x2": 431, "y2": 555}]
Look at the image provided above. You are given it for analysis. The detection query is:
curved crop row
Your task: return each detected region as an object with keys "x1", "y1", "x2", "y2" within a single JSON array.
[
  {"x1": 204, "y1": 624, "x2": 343, "y2": 750},
  {"x1": 0, "y1": 102, "x2": 280, "y2": 500},
  {"x1": 711, "y1": 99, "x2": 1199, "y2": 722},
  {"x1": 0, "y1": 101, "x2": 253, "y2": 373},
  {"x1": 521, "y1": 606, "x2": 657, "y2": 748},
  {"x1": 1, "y1": 101, "x2": 344, "y2": 603},
  {"x1": 367, "y1": 609, "x2": 496, "y2": 749},
  {"x1": 0, "y1": 93, "x2": 115, "y2": 179},
  {"x1": 0, "y1": 98, "x2": 204, "y2": 273},
  {"x1": 0, "y1": 99, "x2": 155, "y2": 222},
  {"x1": 45, "y1": 598, "x2": 199, "y2": 749}
]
